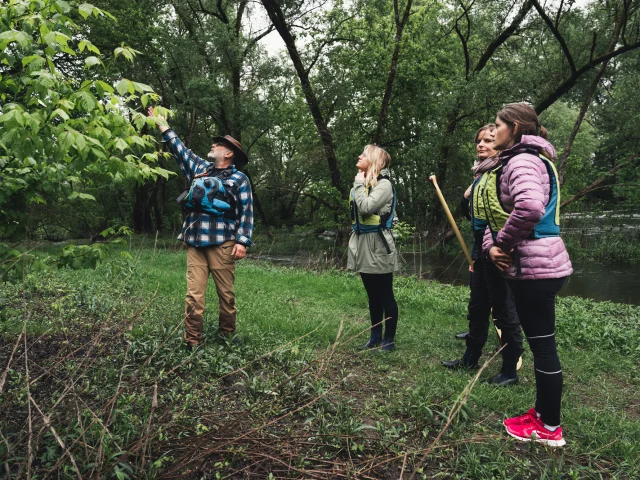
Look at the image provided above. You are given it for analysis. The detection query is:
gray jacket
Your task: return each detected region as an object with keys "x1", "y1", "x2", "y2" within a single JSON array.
[{"x1": 347, "y1": 168, "x2": 398, "y2": 274}]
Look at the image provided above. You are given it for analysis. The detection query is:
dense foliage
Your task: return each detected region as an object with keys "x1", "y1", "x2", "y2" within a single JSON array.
[
  {"x1": 0, "y1": 0, "x2": 176, "y2": 241},
  {"x1": 1, "y1": 0, "x2": 639, "y2": 241}
]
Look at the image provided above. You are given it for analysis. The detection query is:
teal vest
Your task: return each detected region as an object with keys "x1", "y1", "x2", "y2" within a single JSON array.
[
  {"x1": 479, "y1": 155, "x2": 561, "y2": 238},
  {"x1": 469, "y1": 174, "x2": 490, "y2": 234},
  {"x1": 350, "y1": 177, "x2": 396, "y2": 234}
]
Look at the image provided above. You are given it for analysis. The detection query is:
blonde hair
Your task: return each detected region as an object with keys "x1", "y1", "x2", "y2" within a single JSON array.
[{"x1": 363, "y1": 144, "x2": 392, "y2": 188}]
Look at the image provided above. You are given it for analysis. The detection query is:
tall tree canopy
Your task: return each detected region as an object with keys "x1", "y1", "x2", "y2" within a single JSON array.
[{"x1": 2, "y1": 0, "x2": 639, "y2": 241}]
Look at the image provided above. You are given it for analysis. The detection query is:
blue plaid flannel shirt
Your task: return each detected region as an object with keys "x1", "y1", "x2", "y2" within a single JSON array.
[{"x1": 162, "y1": 129, "x2": 254, "y2": 248}]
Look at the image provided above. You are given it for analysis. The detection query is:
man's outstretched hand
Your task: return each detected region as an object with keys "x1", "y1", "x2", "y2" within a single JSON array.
[{"x1": 147, "y1": 106, "x2": 169, "y2": 133}]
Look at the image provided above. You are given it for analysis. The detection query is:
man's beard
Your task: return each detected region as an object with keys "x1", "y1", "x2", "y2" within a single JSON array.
[{"x1": 207, "y1": 151, "x2": 224, "y2": 166}]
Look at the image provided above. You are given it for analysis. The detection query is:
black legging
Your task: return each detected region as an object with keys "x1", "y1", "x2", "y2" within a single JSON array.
[
  {"x1": 467, "y1": 257, "x2": 524, "y2": 364},
  {"x1": 360, "y1": 272, "x2": 398, "y2": 339},
  {"x1": 508, "y1": 277, "x2": 566, "y2": 426}
]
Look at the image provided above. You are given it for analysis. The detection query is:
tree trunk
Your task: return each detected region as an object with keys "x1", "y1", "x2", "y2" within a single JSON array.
[
  {"x1": 260, "y1": 0, "x2": 345, "y2": 198},
  {"x1": 244, "y1": 170, "x2": 274, "y2": 241},
  {"x1": 372, "y1": 0, "x2": 414, "y2": 145},
  {"x1": 557, "y1": 3, "x2": 626, "y2": 185},
  {"x1": 133, "y1": 182, "x2": 154, "y2": 234},
  {"x1": 150, "y1": 179, "x2": 163, "y2": 232},
  {"x1": 431, "y1": 110, "x2": 461, "y2": 227}
]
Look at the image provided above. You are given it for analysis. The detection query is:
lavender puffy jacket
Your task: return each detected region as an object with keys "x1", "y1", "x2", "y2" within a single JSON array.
[{"x1": 483, "y1": 135, "x2": 573, "y2": 280}]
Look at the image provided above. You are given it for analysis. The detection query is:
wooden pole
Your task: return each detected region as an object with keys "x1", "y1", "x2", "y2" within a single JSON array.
[{"x1": 429, "y1": 175, "x2": 473, "y2": 267}]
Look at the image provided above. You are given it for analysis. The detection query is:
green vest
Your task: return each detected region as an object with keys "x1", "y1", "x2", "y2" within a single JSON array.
[
  {"x1": 475, "y1": 155, "x2": 561, "y2": 238},
  {"x1": 350, "y1": 177, "x2": 396, "y2": 234},
  {"x1": 470, "y1": 174, "x2": 490, "y2": 233}
]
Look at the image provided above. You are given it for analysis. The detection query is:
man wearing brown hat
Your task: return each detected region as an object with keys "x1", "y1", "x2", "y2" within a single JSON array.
[{"x1": 148, "y1": 107, "x2": 254, "y2": 349}]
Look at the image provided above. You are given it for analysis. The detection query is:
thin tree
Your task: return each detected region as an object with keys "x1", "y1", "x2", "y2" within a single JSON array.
[
  {"x1": 260, "y1": 0, "x2": 346, "y2": 198},
  {"x1": 372, "y1": 0, "x2": 415, "y2": 145}
]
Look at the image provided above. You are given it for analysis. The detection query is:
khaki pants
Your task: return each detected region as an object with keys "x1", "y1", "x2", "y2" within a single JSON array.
[{"x1": 184, "y1": 241, "x2": 236, "y2": 345}]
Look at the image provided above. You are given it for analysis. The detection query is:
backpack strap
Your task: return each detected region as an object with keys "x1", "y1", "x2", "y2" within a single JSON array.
[
  {"x1": 377, "y1": 230, "x2": 392, "y2": 254},
  {"x1": 176, "y1": 190, "x2": 189, "y2": 204},
  {"x1": 376, "y1": 174, "x2": 395, "y2": 253},
  {"x1": 204, "y1": 165, "x2": 237, "y2": 179},
  {"x1": 376, "y1": 176, "x2": 396, "y2": 230}
]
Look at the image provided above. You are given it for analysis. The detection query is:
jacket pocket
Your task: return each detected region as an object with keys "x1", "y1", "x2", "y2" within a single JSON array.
[{"x1": 378, "y1": 231, "x2": 395, "y2": 255}]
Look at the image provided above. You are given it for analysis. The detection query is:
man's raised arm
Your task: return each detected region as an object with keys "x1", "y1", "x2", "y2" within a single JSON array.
[{"x1": 147, "y1": 106, "x2": 208, "y2": 182}]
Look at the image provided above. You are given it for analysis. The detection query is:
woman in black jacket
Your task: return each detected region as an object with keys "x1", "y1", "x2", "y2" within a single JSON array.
[{"x1": 442, "y1": 124, "x2": 524, "y2": 387}]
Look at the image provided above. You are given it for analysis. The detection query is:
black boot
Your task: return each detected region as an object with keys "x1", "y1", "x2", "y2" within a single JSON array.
[
  {"x1": 380, "y1": 337, "x2": 395, "y2": 352},
  {"x1": 359, "y1": 328, "x2": 382, "y2": 350},
  {"x1": 486, "y1": 360, "x2": 518, "y2": 386},
  {"x1": 486, "y1": 372, "x2": 518, "y2": 386},
  {"x1": 441, "y1": 348, "x2": 481, "y2": 369}
]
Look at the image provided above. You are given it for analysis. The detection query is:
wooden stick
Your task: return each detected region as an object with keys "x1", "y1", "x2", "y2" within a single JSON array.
[{"x1": 429, "y1": 175, "x2": 473, "y2": 266}]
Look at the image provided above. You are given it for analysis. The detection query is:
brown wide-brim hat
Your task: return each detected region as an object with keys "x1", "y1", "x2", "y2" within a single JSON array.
[{"x1": 212, "y1": 135, "x2": 249, "y2": 169}]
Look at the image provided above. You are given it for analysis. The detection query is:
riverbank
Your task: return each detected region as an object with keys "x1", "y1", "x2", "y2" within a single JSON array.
[
  {"x1": 246, "y1": 227, "x2": 640, "y2": 305},
  {"x1": 1, "y1": 247, "x2": 638, "y2": 478},
  {"x1": 250, "y1": 208, "x2": 640, "y2": 266}
]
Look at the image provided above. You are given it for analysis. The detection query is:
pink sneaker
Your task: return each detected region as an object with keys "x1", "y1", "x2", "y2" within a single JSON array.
[
  {"x1": 503, "y1": 408, "x2": 538, "y2": 427},
  {"x1": 505, "y1": 417, "x2": 566, "y2": 447}
]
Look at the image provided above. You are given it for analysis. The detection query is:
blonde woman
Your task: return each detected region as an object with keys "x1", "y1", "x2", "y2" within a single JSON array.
[{"x1": 348, "y1": 145, "x2": 399, "y2": 351}]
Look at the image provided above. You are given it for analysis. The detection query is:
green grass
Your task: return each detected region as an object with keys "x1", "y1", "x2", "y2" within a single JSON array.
[{"x1": 1, "y1": 245, "x2": 639, "y2": 479}]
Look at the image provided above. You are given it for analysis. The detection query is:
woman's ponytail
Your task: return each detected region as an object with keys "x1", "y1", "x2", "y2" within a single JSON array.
[
  {"x1": 497, "y1": 103, "x2": 548, "y2": 142},
  {"x1": 538, "y1": 125, "x2": 548, "y2": 139}
]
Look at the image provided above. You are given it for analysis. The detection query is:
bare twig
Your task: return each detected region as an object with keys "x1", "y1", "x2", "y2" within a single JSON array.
[
  {"x1": 400, "y1": 452, "x2": 408, "y2": 478},
  {"x1": 20, "y1": 308, "x2": 34, "y2": 480},
  {"x1": 317, "y1": 317, "x2": 343, "y2": 377},
  {"x1": 30, "y1": 396, "x2": 82, "y2": 480},
  {"x1": 0, "y1": 332, "x2": 23, "y2": 394},
  {"x1": 0, "y1": 429, "x2": 12, "y2": 478},
  {"x1": 408, "y1": 346, "x2": 504, "y2": 480}
]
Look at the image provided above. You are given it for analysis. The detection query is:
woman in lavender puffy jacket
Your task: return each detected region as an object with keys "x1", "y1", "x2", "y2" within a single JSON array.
[{"x1": 484, "y1": 103, "x2": 572, "y2": 447}]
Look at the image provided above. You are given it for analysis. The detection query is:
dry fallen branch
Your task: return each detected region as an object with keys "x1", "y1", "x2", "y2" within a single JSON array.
[
  {"x1": 407, "y1": 345, "x2": 504, "y2": 480},
  {"x1": 0, "y1": 332, "x2": 23, "y2": 395},
  {"x1": 30, "y1": 396, "x2": 82, "y2": 480}
]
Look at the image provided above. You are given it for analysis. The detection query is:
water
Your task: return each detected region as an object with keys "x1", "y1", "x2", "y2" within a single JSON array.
[
  {"x1": 563, "y1": 262, "x2": 640, "y2": 304},
  {"x1": 401, "y1": 252, "x2": 640, "y2": 305},
  {"x1": 250, "y1": 249, "x2": 640, "y2": 305},
  {"x1": 562, "y1": 210, "x2": 640, "y2": 237},
  {"x1": 250, "y1": 210, "x2": 640, "y2": 305}
]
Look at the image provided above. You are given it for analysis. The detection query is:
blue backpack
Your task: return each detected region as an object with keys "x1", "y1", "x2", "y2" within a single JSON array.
[{"x1": 180, "y1": 168, "x2": 236, "y2": 217}]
